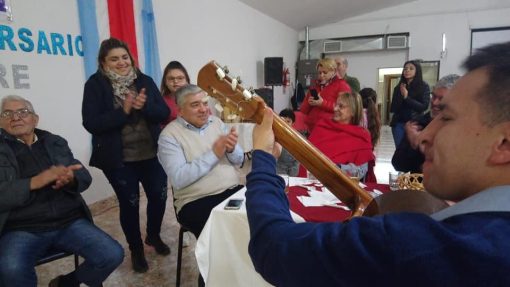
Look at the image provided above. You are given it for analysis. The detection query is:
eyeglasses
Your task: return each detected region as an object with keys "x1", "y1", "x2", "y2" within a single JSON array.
[
  {"x1": 0, "y1": 108, "x2": 34, "y2": 119},
  {"x1": 168, "y1": 76, "x2": 186, "y2": 82}
]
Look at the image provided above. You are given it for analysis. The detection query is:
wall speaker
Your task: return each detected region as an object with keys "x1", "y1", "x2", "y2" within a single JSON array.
[
  {"x1": 254, "y1": 88, "x2": 274, "y2": 109},
  {"x1": 264, "y1": 57, "x2": 283, "y2": 86}
]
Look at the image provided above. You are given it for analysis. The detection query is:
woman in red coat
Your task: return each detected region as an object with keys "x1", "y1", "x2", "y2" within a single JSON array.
[
  {"x1": 301, "y1": 92, "x2": 374, "y2": 180},
  {"x1": 300, "y1": 58, "x2": 351, "y2": 133}
]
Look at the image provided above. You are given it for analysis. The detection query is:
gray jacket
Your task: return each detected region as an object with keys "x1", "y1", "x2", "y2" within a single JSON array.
[{"x1": 0, "y1": 129, "x2": 92, "y2": 233}]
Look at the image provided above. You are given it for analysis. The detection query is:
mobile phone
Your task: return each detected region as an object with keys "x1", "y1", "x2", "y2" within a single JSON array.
[
  {"x1": 224, "y1": 198, "x2": 244, "y2": 210},
  {"x1": 310, "y1": 89, "x2": 319, "y2": 100}
]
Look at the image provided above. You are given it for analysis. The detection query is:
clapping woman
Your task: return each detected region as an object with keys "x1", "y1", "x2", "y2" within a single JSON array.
[
  {"x1": 82, "y1": 38, "x2": 170, "y2": 273},
  {"x1": 390, "y1": 60, "x2": 430, "y2": 146}
]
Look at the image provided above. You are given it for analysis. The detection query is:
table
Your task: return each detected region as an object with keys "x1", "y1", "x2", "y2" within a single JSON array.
[
  {"x1": 288, "y1": 182, "x2": 390, "y2": 222},
  {"x1": 195, "y1": 178, "x2": 389, "y2": 287},
  {"x1": 195, "y1": 185, "x2": 305, "y2": 287}
]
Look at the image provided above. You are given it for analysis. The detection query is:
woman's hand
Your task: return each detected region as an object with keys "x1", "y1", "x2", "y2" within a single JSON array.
[
  {"x1": 123, "y1": 88, "x2": 147, "y2": 114},
  {"x1": 122, "y1": 92, "x2": 134, "y2": 114},
  {"x1": 400, "y1": 83, "x2": 408, "y2": 99},
  {"x1": 133, "y1": 88, "x2": 147, "y2": 110},
  {"x1": 308, "y1": 94, "x2": 323, "y2": 106}
]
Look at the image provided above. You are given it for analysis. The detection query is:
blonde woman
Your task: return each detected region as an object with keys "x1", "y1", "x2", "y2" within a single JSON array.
[{"x1": 299, "y1": 58, "x2": 351, "y2": 133}]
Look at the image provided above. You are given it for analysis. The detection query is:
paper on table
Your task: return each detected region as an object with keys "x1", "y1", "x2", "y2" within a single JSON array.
[
  {"x1": 297, "y1": 195, "x2": 329, "y2": 207},
  {"x1": 297, "y1": 187, "x2": 347, "y2": 208},
  {"x1": 308, "y1": 189, "x2": 339, "y2": 203}
]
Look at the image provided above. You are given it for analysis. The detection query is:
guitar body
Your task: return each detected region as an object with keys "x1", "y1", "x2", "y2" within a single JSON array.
[
  {"x1": 364, "y1": 190, "x2": 449, "y2": 217},
  {"x1": 197, "y1": 61, "x2": 447, "y2": 220}
]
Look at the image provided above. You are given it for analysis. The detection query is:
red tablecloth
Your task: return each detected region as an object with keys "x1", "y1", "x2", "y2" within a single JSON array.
[{"x1": 288, "y1": 183, "x2": 390, "y2": 223}]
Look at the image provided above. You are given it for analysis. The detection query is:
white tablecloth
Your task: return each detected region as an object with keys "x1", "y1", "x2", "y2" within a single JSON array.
[{"x1": 195, "y1": 183, "x2": 306, "y2": 287}]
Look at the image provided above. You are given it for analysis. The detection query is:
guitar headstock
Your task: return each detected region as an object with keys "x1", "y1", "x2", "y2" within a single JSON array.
[{"x1": 197, "y1": 61, "x2": 266, "y2": 123}]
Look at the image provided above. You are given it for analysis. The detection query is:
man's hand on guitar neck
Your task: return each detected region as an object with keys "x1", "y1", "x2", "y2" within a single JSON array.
[{"x1": 253, "y1": 108, "x2": 281, "y2": 158}]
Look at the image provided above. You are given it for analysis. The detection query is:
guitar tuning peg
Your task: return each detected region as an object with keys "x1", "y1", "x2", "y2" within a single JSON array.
[
  {"x1": 248, "y1": 86, "x2": 254, "y2": 92},
  {"x1": 216, "y1": 68, "x2": 226, "y2": 80},
  {"x1": 242, "y1": 89, "x2": 252, "y2": 100},
  {"x1": 223, "y1": 66, "x2": 230, "y2": 74},
  {"x1": 236, "y1": 76, "x2": 242, "y2": 84},
  {"x1": 231, "y1": 77, "x2": 238, "y2": 91}
]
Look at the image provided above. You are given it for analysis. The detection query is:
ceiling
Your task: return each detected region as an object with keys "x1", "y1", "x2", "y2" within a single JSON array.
[{"x1": 237, "y1": 0, "x2": 417, "y2": 30}]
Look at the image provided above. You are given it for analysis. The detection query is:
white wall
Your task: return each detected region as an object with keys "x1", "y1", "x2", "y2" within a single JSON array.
[
  {"x1": 0, "y1": 0, "x2": 106, "y2": 203},
  {"x1": 300, "y1": 0, "x2": 510, "y2": 89},
  {"x1": 153, "y1": 0, "x2": 298, "y2": 113},
  {"x1": 0, "y1": 0, "x2": 298, "y2": 204},
  {"x1": 328, "y1": 49, "x2": 408, "y2": 93}
]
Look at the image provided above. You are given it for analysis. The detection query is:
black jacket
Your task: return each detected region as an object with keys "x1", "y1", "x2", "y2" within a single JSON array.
[
  {"x1": 0, "y1": 129, "x2": 92, "y2": 233},
  {"x1": 82, "y1": 71, "x2": 170, "y2": 170},
  {"x1": 390, "y1": 81, "x2": 430, "y2": 125},
  {"x1": 391, "y1": 113, "x2": 432, "y2": 173}
]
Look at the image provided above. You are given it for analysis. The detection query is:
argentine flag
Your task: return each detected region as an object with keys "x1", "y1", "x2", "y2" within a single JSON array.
[{"x1": 76, "y1": 0, "x2": 161, "y2": 82}]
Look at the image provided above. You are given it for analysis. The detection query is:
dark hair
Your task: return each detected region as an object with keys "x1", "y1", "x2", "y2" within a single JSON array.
[
  {"x1": 279, "y1": 108, "x2": 295, "y2": 123},
  {"x1": 160, "y1": 61, "x2": 191, "y2": 96},
  {"x1": 97, "y1": 38, "x2": 138, "y2": 74},
  {"x1": 463, "y1": 41, "x2": 510, "y2": 126},
  {"x1": 359, "y1": 88, "x2": 381, "y2": 147},
  {"x1": 400, "y1": 60, "x2": 424, "y2": 89}
]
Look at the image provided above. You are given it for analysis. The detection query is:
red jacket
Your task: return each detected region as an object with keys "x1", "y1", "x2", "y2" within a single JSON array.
[
  {"x1": 300, "y1": 76, "x2": 351, "y2": 133},
  {"x1": 161, "y1": 94, "x2": 178, "y2": 127}
]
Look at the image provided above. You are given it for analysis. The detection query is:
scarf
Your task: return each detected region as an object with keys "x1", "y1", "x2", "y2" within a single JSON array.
[
  {"x1": 104, "y1": 67, "x2": 138, "y2": 101},
  {"x1": 309, "y1": 118, "x2": 374, "y2": 165}
]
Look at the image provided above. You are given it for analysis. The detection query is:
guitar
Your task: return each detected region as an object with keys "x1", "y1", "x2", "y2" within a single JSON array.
[{"x1": 197, "y1": 61, "x2": 448, "y2": 218}]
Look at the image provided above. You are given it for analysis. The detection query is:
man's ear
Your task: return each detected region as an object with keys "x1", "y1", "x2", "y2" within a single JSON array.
[{"x1": 488, "y1": 122, "x2": 510, "y2": 165}]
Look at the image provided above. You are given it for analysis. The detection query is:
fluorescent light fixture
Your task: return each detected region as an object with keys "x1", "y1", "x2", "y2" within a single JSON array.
[{"x1": 441, "y1": 33, "x2": 447, "y2": 58}]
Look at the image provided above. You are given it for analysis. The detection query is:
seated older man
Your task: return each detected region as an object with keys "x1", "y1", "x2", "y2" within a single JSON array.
[
  {"x1": 157, "y1": 84, "x2": 244, "y2": 238},
  {"x1": 0, "y1": 95, "x2": 123, "y2": 287}
]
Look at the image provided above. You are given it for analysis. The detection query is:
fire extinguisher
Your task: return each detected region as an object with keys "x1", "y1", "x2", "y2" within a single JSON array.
[{"x1": 282, "y1": 66, "x2": 290, "y2": 92}]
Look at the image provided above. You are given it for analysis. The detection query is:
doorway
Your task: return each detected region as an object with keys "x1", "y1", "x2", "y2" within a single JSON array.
[
  {"x1": 377, "y1": 68, "x2": 402, "y2": 125},
  {"x1": 383, "y1": 74, "x2": 400, "y2": 124}
]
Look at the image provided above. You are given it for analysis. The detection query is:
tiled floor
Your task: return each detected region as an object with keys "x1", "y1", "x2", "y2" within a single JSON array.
[
  {"x1": 35, "y1": 125, "x2": 397, "y2": 287},
  {"x1": 374, "y1": 125, "x2": 397, "y2": 184}
]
